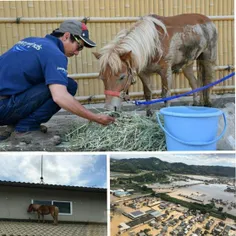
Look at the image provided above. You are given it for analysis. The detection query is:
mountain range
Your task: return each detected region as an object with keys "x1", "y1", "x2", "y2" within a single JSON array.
[{"x1": 110, "y1": 157, "x2": 235, "y2": 177}]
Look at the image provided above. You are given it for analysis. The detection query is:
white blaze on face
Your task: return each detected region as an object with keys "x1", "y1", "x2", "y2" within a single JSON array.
[
  {"x1": 104, "y1": 97, "x2": 122, "y2": 111},
  {"x1": 110, "y1": 97, "x2": 122, "y2": 110}
]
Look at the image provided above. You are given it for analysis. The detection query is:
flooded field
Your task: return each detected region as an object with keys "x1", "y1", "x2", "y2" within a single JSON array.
[{"x1": 148, "y1": 175, "x2": 235, "y2": 216}]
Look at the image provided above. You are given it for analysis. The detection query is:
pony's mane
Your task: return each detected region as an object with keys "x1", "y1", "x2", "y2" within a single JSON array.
[{"x1": 99, "y1": 16, "x2": 167, "y2": 74}]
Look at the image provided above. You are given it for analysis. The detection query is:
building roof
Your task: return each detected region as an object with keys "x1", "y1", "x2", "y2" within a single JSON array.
[
  {"x1": 129, "y1": 210, "x2": 145, "y2": 219},
  {"x1": 114, "y1": 191, "x2": 128, "y2": 195},
  {"x1": 138, "y1": 232, "x2": 147, "y2": 236},
  {"x1": 126, "y1": 214, "x2": 154, "y2": 228},
  {"x1": 150, "y1": 210, "x2": 163, "y2": 218},
  {"x1": 119, "y1": 222, "x2": 130, "y2": 231},
  {"x1": 146, "y1": 209, "x2": 155, "y2": 214},
  {"x1": 0, "y1": 180, "x2": 106, "y2": 193}
]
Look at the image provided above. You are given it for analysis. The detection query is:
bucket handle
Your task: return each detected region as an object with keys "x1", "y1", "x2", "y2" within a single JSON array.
[{"x1": 156, "y1": 112, "x2": 227, "y2": 146}]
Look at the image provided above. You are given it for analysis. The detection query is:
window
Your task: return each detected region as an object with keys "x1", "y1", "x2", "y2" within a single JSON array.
[
  {"x1": 32, "y1": 200, "x2": 72, "y2": 215},
  {"x1": 53, "y1": 201, "x2": 72, "y2": 215},
  {"x1": 33, "y1": 200, "x2": 52, "y2": 205}
]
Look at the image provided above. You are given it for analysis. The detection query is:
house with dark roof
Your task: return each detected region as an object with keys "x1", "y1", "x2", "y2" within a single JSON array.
[{"x1": 0, "y1": 180, "x2": 106, "y2": 223}]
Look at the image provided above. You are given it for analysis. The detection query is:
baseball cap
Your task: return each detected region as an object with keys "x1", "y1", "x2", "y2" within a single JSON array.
[{"x1": 54, "y1": 20, "x2": 96, "y2": 48}]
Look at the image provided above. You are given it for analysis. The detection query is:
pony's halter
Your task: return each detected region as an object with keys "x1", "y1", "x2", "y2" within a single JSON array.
[{"x1": 104, "y1": 68, "x2": 136, "y2": 100}]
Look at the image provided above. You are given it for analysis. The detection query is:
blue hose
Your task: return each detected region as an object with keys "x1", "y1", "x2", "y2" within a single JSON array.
[{"x1": 135, "y1": 72, "x2": 235, "y2": 106}]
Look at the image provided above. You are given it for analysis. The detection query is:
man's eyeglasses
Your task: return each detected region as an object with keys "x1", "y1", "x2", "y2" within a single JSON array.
[{"x1": 73, "y1": 35, "x2": 84, "y2": 51}]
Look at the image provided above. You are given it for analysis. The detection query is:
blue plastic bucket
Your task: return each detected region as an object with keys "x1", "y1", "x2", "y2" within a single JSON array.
[{"x1": 156, "y1": 106, "x2": 227, "y2": 151}]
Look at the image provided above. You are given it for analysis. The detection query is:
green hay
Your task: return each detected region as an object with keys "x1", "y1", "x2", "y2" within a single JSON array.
[{"x1": 65, "y1": 112, "x2": 166, "y2": 151}]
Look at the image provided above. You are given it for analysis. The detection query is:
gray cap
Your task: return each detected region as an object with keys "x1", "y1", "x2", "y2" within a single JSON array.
[{"x1": 55, "y1": 20, "x2": 96, "y2": 48}]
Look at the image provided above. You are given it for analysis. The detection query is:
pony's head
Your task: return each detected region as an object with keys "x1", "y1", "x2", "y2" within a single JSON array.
[
  {"x1": 93, "y1": 50, "x2": 136, "y2": 111},
  {"x1": 27, "y1": 204, "x2": 33, "y2": 212},
  {"x1": 93, "y1": 16, "x2": 167, "y2": 111},
  {"x1": 27, "y1": 203, "x2": 40, "y2": 212}
]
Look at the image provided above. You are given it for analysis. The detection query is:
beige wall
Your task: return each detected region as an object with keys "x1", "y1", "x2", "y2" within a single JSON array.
[
  {"x1": 0, "y1": 185, "x2": 107, "y2": 223},
  {"x1": 0, "y1": 0, "x2": 234, "y2": 103}
]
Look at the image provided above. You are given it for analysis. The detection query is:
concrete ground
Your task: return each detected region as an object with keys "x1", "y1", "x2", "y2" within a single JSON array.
[
  {"x1": 0, "y1": 94, "x2": 234, "y2": 151},
  {"x1": 0, "y1": 221, "x2": 106, "y2": 236}
]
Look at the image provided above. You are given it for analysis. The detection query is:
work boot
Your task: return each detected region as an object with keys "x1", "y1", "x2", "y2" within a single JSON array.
[
  {"x1": 40, "y1": 124, "x2": 48, "y2": 133},
  {"x1": 9, "y1": 129, "x2": 61, "y2": 146},
  {"x1": 0, "y1": 125, "x2": 15, "y2": 141},
  {"x1": 0, "y1": 124, "x2": 48, "y2": 142}
]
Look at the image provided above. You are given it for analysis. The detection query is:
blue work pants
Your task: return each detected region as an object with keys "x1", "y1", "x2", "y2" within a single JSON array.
[{"x1": 0, "y1": 78, "x2": 77, "y2": 132}]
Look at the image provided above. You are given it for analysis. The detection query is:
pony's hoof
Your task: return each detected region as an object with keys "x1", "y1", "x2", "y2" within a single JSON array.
[
  {"x1": 192, "y1": 103, "x2": 199, "y2": 106},
  {"x1": 204, "y1": 102, "x2": 213, "y2": 107}
]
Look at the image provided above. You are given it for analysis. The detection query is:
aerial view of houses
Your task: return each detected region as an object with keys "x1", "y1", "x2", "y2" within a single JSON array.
[
  {"x1": 110, "y1": 194, "x2": 236, "y2": 236},
  {"x1": 110, "y1": 153, "x2": 236, "y2": 236}
]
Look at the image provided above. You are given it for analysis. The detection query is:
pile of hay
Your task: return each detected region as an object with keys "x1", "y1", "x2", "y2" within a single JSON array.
[{"x1": 65, "y1": 112, "x2": 166, "y2": 151}]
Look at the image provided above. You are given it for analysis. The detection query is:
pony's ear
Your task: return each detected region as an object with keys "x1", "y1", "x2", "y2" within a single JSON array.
[
  {"x1": 120, "y1": 51, "x2": 134, "y2": 68},
  {"x1": 120, "y1": 51, "x2": 132, "y2": 62},
  {"x1": 92, "y1": 52, "x2": 102, "y2": 59}
]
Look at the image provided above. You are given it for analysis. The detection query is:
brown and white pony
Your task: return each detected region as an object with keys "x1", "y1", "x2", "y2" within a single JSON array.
[
  {"x1": 27, "y1": 203, "x2": 59, "y2": 225},
  {"x1": 93, "y1": 13, "x2": 217, "y2": 115}
]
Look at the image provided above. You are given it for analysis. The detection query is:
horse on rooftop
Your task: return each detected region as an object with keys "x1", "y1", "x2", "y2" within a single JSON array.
[
  {"x1": 93, "y1": 13, "x2": 217, "y2": 115},
  {"x1": 27, "y1": 203, "x2": 59, "y2": 225}
]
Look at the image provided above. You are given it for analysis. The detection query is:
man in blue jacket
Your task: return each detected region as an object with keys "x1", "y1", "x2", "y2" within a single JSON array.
[{"x1": 0, "y1": 20, "x2": 115, "y2": 143}]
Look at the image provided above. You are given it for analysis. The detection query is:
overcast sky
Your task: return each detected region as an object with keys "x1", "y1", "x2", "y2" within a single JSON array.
[
  {"x1": 0, "y1": 153, "x2": 107, "y2": 188},
  {"x1": 110, "y1": 152, "x2": 235, "y2": 167}
]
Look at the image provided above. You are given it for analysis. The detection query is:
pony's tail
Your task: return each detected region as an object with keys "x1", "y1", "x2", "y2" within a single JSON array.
[{"x1": 54, "y1": 207, "x2": 59, "y2": 225}]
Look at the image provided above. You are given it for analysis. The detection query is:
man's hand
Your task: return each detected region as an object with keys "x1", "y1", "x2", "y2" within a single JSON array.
[
  {"x1": 49, "y1": 84, "x2": 116, "y2": 125},
  {"x1": 95, "y1": 114, "x2": 115, "y2": 125}
]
